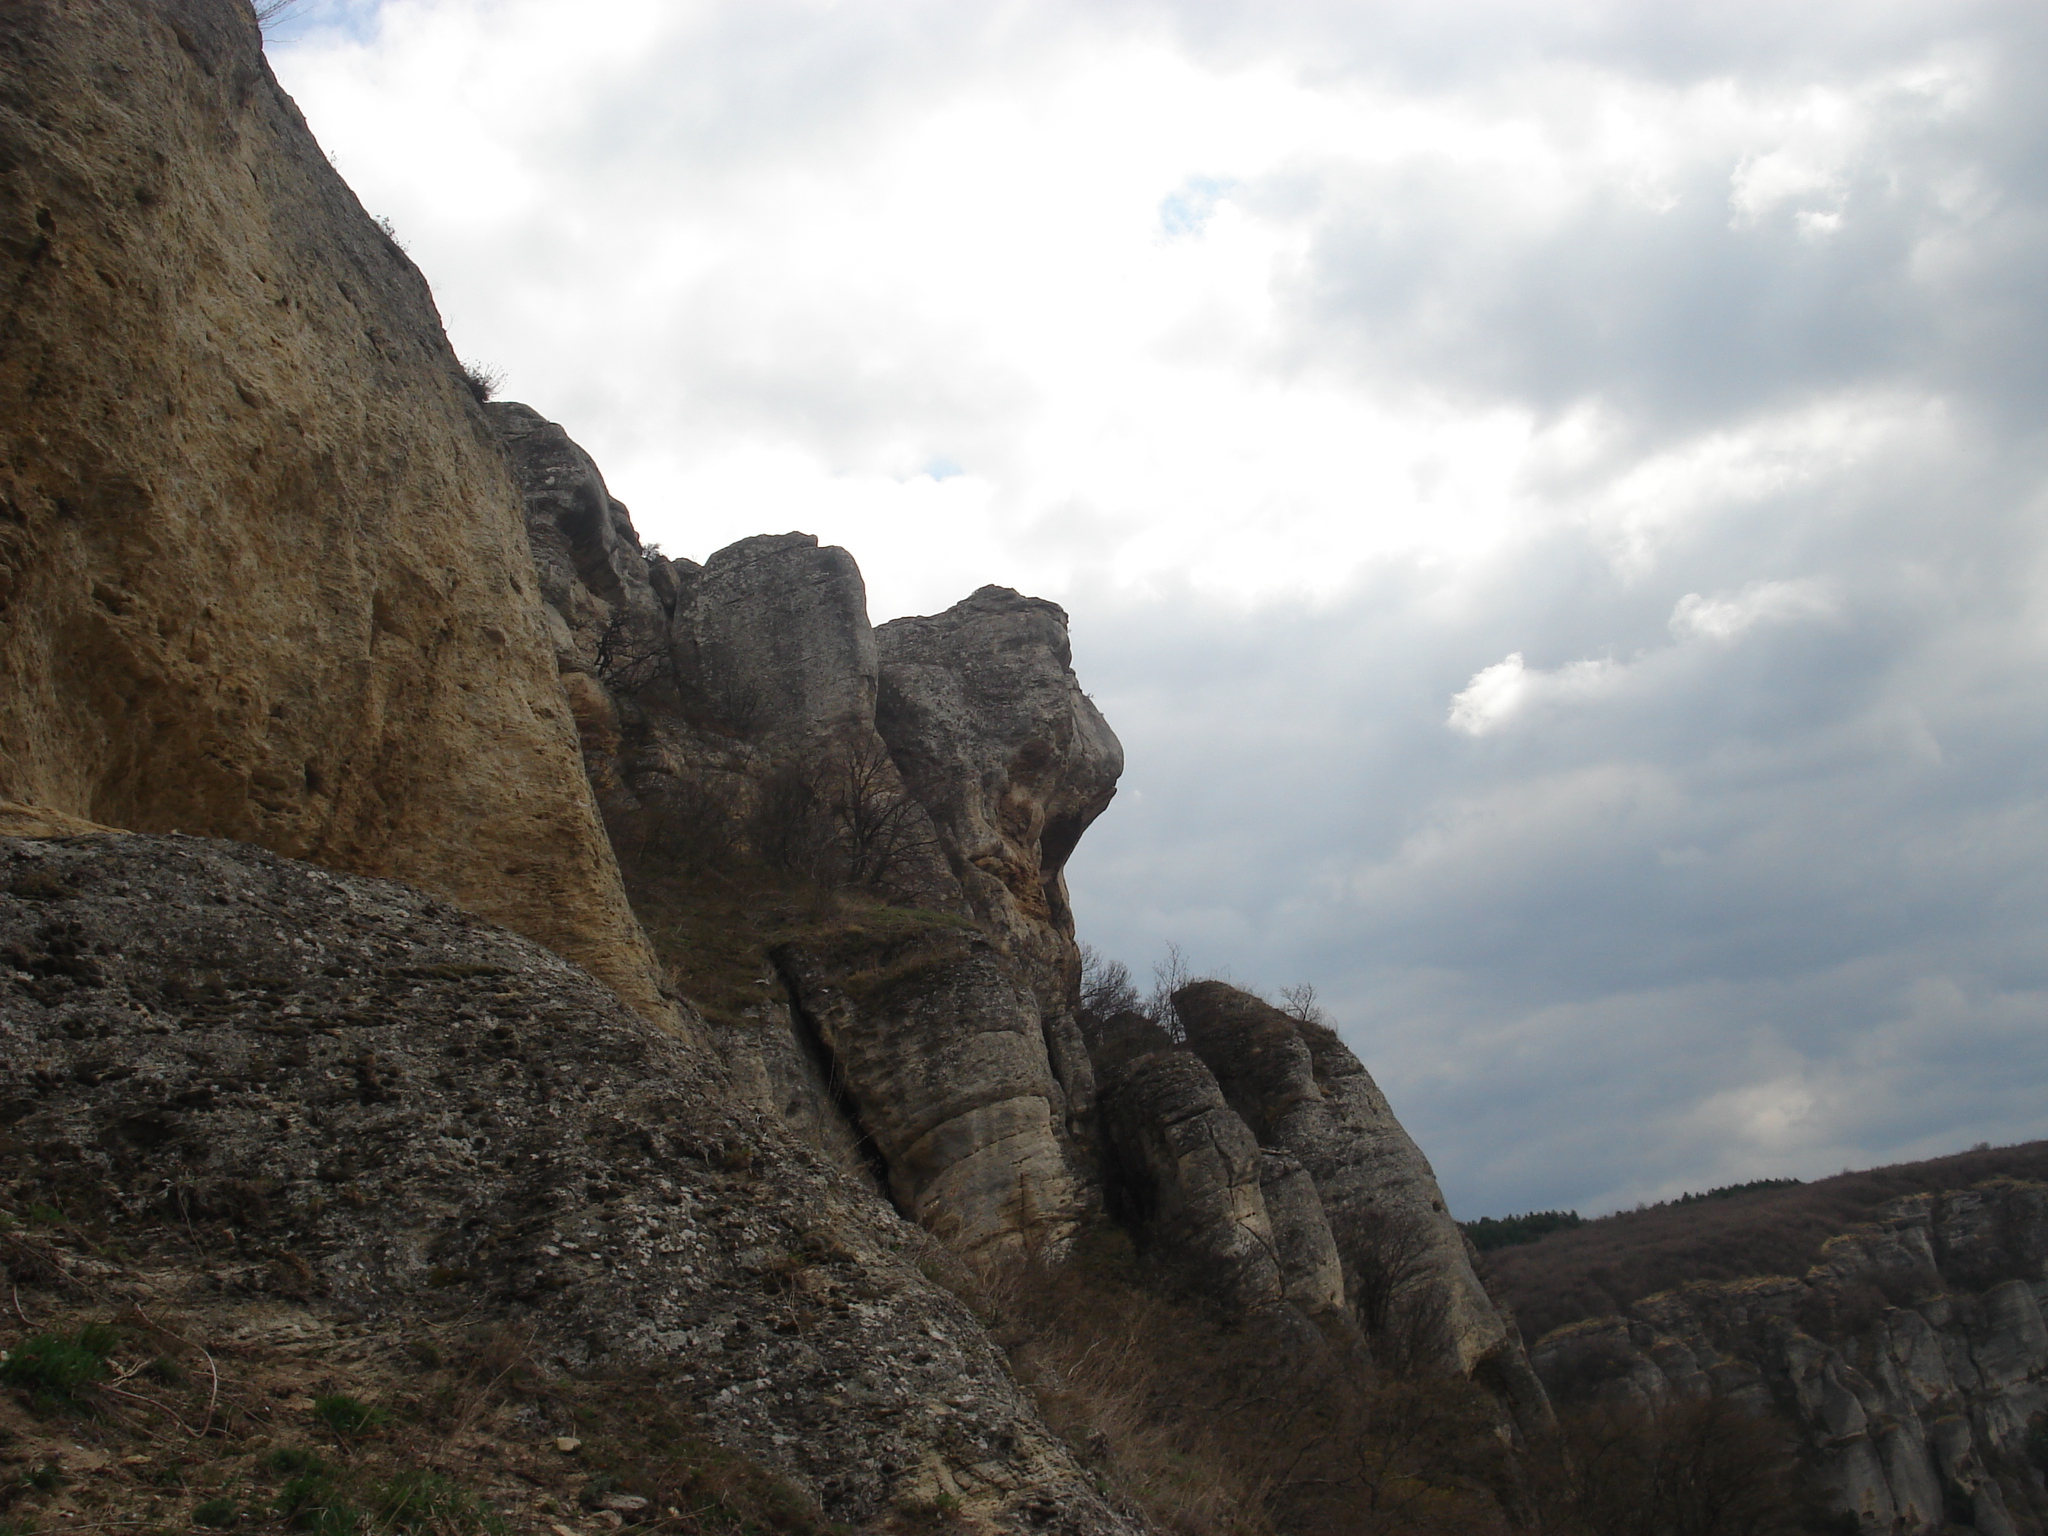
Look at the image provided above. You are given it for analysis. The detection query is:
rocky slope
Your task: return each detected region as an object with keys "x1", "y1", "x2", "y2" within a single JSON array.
[
  {"x1": 0, "y1": 0, "x2": 665, "y2": 1022},
  {"x1": 0, "y1": 833, "x2": 1142, "y2": 1533},
  {"x1": 1532, "y1": 1180, "x2": 2048, "y2": 1534}
]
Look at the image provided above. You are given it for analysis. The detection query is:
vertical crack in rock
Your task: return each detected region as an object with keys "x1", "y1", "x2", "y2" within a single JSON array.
[{"x1": 769, "y1": 949, "x2": 899, "y2": 1208}]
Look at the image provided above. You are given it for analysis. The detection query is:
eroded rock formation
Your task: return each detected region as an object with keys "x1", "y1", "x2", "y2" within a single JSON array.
[
  {"x1": 1174, "y1": 981, "x2": 1510, "y2": 1375},
  {"x1": 1534, "y1": 1182, "x2": 2048, "y2": 1535},
  {"x1": 0, "y1": 0, "x2": 666, "y2": 1022}
]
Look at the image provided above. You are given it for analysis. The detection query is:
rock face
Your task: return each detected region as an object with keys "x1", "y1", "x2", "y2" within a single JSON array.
[
  {"x1": 1173, "y1": 982, "x2": 1513, "y2": 1376},
  {"x1": 492, "y1": 407, "x2": 1114, "y2": 1253},
  {"x1": 774, "y1": 929, "x2": 1086, "y2": 1254},
  {"x1": 1534, "y1": 1182, "x2": 2048, "y2": 1535},
  {"x1": 0, "y1": 833, "x2": 1144, "y2": 1535},
  {"x1": 1096, "y1": 1047, "x2": 1286, "y2": 1309},
  {"x1": 0, "y1": 0, "x2": 665, "y2": 1021},
  {"x1": 876, "y1": 589, "x2": 1124, "y2": 1012}
]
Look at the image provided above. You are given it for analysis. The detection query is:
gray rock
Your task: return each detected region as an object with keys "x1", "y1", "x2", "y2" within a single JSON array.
[
  {"x1": 1174, "y1": 982, "x2": 1513, "y2": 1377},
  {"x1": 875, "y1": 588, "x2": 1123, "y2": 1038},
  {"x1": 688, "y1": 533, "x2": 879, "y2": 746},
  {"x1": 487, "y1": 402, "x2": 662, "y2": 635},
  {"x1": 1095, "y1": 1048, "x2": 1282, "y2": 1309},
  {"x1": 773, "y1": 928, "x2": 1084, "y2": 1255},
  {"x1": 0, "y1": 832, "x2": 1143, "y2": 1535},
  {"x1": 1532, "y1": 1182, "x2": 2048, "y2": 1535}
]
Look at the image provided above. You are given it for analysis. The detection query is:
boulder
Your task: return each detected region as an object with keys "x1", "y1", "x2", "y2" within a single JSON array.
[
  {"x1": 1095, "y1": 1047, "x2": 1283, "y2": 1308},
  {"x1": 689, "y1": 533, "x2": 880, "y2": 745},
  {"x1": 875, "y1": 588, "x2": 1123, "y2": 1012},
  {"x1": 0, "y1": 0, "x2": 666, "y2": 1022}
]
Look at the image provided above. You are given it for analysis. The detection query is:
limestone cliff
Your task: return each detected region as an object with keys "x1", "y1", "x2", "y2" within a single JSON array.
[
  {"x1": 1533, "y1": 1180, "x2": 2048, "y2": 1534},
  {"x1": 0, "y1": 0, "x2": 666, "y2": 1021}
]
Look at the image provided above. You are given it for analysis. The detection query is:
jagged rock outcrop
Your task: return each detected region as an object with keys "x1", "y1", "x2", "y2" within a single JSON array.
[
  {"x1": 774, "y1": 928, "x2": 1086, "y2": 1254},
  {"x1": 0, "y1": 832, "x2": 1146, "y2": 1534},
  {"x1": 875, "y1": 590, "x2": 1124, "y2": 1011},
  {"x1": 1173, "y1": 982, "x2": 1514, "y2": 1377},
  {"x1": 1534, "y1": 1182, "x2": 2048, "y2": 1534},
  {"x1": 0, "y1": 0, "x2": 667, "y2": 1022},
  {"x1": 688, "y1": 533, "x2": 880, "y2": 747}
]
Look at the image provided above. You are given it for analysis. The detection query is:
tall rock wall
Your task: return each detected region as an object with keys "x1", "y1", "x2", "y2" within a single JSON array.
[{"x1": 0, "y1": 0, "x2": 667, "y2": 1021}]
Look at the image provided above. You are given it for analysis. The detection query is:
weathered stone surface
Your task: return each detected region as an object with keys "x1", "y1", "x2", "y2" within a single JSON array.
[
  {"x1": 1260, "y1": 1150, "x2": 1346, "y2": 1313},
  {"x1": 0, "y1": 833, "x2": 1142, "y2": 1534},
  {"x1": 0, "y1": 0, "x2": 665, "y2": 1022},
  {"x1": 1096, "y1": 1047, "x2": 1283, "y2": 1308},
  {"x1": 1174, "y1": 982, "x2": 1510, "y2": 1375},
  {"x1": 875, "y1": 589, "x2": 1123, "y2": 1022},
  {"x1": 774, "y1": 928, "x2": 1085, "y2": 1254},
  {"x1": 1533, "y1": 1183, "x2": 2048, "y2": 1535},
  {"x1": 487, "y1": 402, "x2": 663, "y2": 638},
  {"x1": 690, "y1": 534, "x2": 880, "y2": 746}
]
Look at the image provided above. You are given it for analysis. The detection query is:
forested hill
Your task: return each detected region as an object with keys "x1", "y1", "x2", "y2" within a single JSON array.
[{"x1": 1482, "y1": 1139, "x2": 2048, "y2": 1343}]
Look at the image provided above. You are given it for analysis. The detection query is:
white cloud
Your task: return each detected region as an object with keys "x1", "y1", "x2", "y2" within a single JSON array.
[
  {"x1": 1446, "y1": 652, "x2": 1627, "y2": 736},
  {"x1": 1669, "y1": 578, "x2": 1840, "y2": 641}
]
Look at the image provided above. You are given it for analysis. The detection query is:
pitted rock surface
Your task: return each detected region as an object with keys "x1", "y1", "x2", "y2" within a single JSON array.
[
  {"x1": 0, "y1": 834, "x2": 1146, "y2": 1536},
  {"x1": 0, "y1": 0, "x2": 664, "y2": 1021}
]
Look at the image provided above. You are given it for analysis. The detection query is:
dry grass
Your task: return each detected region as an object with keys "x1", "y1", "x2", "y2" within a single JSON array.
[
  {"x1": 924, "y1": 1226, "x2": 1516, "y2": 1536},
  {"x1": 0, "y1": 1215, "x2": 826, "y2": 1536}
]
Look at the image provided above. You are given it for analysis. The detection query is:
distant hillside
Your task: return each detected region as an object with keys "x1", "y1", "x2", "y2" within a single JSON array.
[{"x1": 1483, "y1": 1139, "x2": 2048, "y2": 1342}]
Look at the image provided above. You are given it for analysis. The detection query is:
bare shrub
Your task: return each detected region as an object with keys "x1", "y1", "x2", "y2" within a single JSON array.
[
  {"x1": 1331, "y1": 1205, "x2": 1453, "y2": 1374},
  {"x1": 967, "y1": 1232, "x2": 1515, "y2": 1536},
  {"x1": 748, "y1": 732, "x2": 936, "y2": 899},
  {"x1": 1079, "y1": 944, "x2": 1140, "y2": 1020},
  {"x1": 592, "y1": 605, "x2": 676, "y2": 698},
  {"x1": 1278, "y1": 982, "x2": 1329, "y2": 1026},
  {"x1": 1527, "y1": 1395, "x2": 1819, "y2": 1536},
  {"x1": 609, "y1": 775, "x2": 740, "y2": 878},
  {"x1": 1147, "y1": 943, "x2": 1193, "y2": 1042}
]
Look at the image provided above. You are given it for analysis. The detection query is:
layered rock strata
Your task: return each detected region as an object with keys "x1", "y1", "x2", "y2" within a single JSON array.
[
  {"x1": 774, "y1": 931, "x2": 1086, "y2": 1253},
  {"x1": 0, "y1": 833, "x2": 1144, "y2": 1534},
  {"x1": 1083, "y1": 984, "x2": 1547, "y2": 1423},
  {"x1": 1534, "y1": 1182, "x2": 2048, "y2": 1535},
  {"x1": 0, "y1": 0, "x2": 666, "y2": 1021}
]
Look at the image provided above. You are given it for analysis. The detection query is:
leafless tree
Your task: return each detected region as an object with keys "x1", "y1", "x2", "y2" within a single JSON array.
[
  {"x1": 591, "y1": 605, "x2": 676, "y2": 698},
  {"x1": 1331, "y1": 1205, "x2": 1452, "y2": 1375},
  {"x1": 749, "y1": 730, "x2": 936, "y2": 898},
  {"x1": 1079, "y1": 944, "x2": 1140, "y2": 1019},
  {"x1": 1280, "y1": 981, "x2": 1330, "y2": 1026},
  {"x1": 1147, "y1": 942, "x2": 1192, "y2": 1041}
]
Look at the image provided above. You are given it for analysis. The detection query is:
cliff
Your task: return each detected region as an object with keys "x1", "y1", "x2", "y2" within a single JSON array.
[
  {"x1": 1531, "y1": 1179, "x2": 2048, "y2": 1534},
  {"x1": 0, "y1": 0, "x2": 666, "y2": 1023},
  {"x1": 0, "y1": 2, "x2": 1549, "y2": 1530}
]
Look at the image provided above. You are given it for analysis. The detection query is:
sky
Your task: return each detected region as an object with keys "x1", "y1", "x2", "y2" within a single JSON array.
[{"x1": 266, "y1": 0, "x2": 2048, "y2": 1219}]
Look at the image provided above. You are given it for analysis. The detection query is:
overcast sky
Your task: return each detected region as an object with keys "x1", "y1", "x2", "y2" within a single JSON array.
[{"x1": 268, "y1": 0, "x2": 2048, "y2": 1219}]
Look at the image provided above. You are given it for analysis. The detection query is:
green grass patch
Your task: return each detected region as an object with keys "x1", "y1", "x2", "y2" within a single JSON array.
[{"x1": 312, "y1": 1393, "x2": 388, "y2": 1437}]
